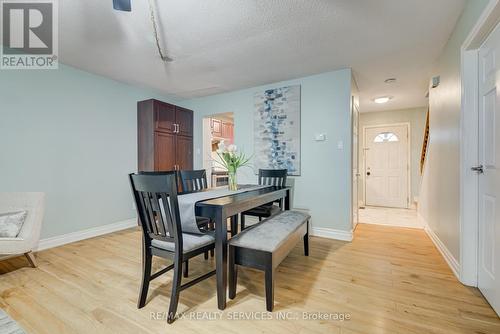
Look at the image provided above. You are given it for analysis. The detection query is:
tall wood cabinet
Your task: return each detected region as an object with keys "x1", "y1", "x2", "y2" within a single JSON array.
[{"x1": 137, "y1": 99, "x2": 193, "y2": 172}]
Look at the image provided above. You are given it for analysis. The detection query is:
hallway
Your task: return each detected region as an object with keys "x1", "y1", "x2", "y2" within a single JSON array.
[{"x1": 359, "y1": 206, "x2": 424, "y2": 229}]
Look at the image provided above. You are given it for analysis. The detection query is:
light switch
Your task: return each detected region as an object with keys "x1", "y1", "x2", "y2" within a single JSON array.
[{"x1": 315, "y1": 134, "x2": 326, "y2": 141}]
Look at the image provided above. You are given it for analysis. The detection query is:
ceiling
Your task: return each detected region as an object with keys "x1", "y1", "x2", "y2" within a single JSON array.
[{"x1": 59, "y1": 0, "x2": 466, "y2": 112}]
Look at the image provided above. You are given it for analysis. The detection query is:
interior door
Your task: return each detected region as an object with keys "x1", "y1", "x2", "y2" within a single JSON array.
[
  {"x1": 365, "y1": 124, "x2": 409, "y2": 208},
  {"x1": 176, "y1": 135, "x2": 193, "y2": 170},
  {"x1": 478, "y1": 22, "x2": 500, "y2": 315},
  {"x1": 154, "y1": 132, "x2": 176, "y2": 171}
]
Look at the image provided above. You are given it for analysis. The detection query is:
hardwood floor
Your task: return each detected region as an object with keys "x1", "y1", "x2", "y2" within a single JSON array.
[{"x1": 0, "y1": 224, "x2": 499, "y2": 333}]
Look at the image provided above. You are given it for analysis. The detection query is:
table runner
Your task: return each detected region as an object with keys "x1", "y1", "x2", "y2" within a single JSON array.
[{"x1": 177, "y1": 185, "x2": 269, "y2": 234}]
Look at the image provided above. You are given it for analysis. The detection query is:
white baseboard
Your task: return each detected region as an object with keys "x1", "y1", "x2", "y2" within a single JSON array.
[
  {"x1": 36, "y1": 218, "x2": 137, "y2": 251},
  {"x1": 311, "y1": 227, "x2": 353, "y2": 242},
  {"x1": 419, "y1": 214, "x2": 460, "y2": 280}
]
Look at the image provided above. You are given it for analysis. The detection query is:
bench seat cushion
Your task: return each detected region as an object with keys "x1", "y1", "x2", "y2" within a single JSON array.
[
  {"x1": 229, "y1": 210, "x2": 310, "y2": 252},
  {"x1": 152, "y1": 232, "x2": 214, "y2": 253}
]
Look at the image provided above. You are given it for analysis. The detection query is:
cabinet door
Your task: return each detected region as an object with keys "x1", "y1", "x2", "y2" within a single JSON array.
[
  {"x1": 155, "y1": 102, "x2": 176, "y2": 133},
  {"x1": 176, "y1": 107, "x2": 193, "y2": 137},
  {"x1": 154, "y1": 132, "x2": 176, "y2": 171},
  {"x1": 212, "y1": 118, "x2": 222, "y2": 137},
  {"x1": 222, "y1": 122, "x2": 231, "y2": 138},
  {"x1": 176, "y1": 135, "x2": 193, "y2": 170}
]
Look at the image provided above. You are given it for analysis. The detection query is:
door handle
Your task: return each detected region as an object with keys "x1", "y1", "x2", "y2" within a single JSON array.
[{"x1": 471, "y1": 165, "x2": 484, "y2": 174}]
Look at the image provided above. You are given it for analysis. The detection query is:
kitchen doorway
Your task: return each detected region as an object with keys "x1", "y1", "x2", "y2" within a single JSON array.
[{"x1": 202, "y1": 112, "x2": 235, "y2": 187}]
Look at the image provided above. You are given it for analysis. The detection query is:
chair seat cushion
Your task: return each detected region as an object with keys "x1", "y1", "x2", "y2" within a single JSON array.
[
  {"x1": 243, "y1": 204, "x2": 281, "y2": 217},
  {"x1": 152, "y1": 232, "x2": 215, "y2": 253},
  {"x1": 229, "y1": 210, "x2": 310, "y2": 252},
  {"x1": 0, "y1": 211, "x2": 27, "y2": 238}
]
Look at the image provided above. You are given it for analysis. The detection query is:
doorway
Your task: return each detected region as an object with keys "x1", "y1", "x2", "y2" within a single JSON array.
[
  {"x1": 363, "y1": 123, "x2": 410, "y2": 209},
  {"x1": 202, "y1": 112, "x2": 235, "y2": 187}
]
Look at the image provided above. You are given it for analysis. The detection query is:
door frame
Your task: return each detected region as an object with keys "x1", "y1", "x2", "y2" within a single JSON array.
[
  {"x1": 460, "y1": 0, "x2": 500, "y2": 286},
  {"x1": 362, "y1": 122, "x2": 411, "y2": 209}
]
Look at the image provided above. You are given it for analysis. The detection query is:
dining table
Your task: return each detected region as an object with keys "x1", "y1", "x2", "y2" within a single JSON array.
[{"x1": 194, "y1": 185, "x2": 290, "y2": 310}]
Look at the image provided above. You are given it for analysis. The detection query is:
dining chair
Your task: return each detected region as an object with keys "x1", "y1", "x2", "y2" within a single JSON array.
[
  {"x1": 240, "y1": 169, "x2": 287, "y2": 230},
  {"x1": 178, "y1": 169, "x2": 212, "y2": 231},
  {"x1": 129, "y1": 171, "x2": 216, "y2": 324},
  {"x1": 178, "y1": 169, "x2": 214, "y2": 269}
]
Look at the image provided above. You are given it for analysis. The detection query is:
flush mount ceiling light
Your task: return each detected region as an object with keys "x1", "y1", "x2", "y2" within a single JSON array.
[{"x1": 373, "y1": 96, "x2": 393, "y2": 104}]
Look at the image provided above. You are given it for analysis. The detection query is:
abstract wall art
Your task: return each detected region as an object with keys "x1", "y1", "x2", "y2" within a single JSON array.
[{"x1": 254, "y1": 85, "x2": 301, "y2": 175}]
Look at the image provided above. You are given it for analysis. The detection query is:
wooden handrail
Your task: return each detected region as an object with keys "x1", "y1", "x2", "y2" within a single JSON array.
[{"x1": 420, "y1": 109, "x2": 430, "y2": 174}]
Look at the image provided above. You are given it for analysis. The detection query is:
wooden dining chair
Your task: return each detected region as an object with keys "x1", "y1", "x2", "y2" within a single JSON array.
[
  {"x1": 179, "y1": 169, "x2": 212, "y2": 231},
  {"x1": 179, "y1": 169, "x2": 214, "y2": 264},
  {"x1": 240, "y1": 169, "x2": 288, "y2": 230},
  {"x1": 129, "y1": 171, "x2": 216, "y2": 324}
]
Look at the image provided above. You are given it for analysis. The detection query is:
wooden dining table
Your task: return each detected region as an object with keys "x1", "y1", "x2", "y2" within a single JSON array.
[{"x1": 195, "y1": 185, "x2": 290, "y2": 310}]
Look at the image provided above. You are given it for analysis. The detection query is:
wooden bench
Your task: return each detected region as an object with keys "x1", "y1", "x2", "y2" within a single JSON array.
[{"x1": 228, "y1": 210, "x2": 310, "y2": 311}]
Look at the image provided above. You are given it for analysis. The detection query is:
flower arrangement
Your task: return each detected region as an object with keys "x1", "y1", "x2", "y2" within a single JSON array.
[{"x1": 214, "y1": 141, "x2": 252, "y2": 190}]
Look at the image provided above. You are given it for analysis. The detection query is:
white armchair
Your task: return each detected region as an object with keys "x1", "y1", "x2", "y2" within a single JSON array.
[{"x1": 0, "y1": 192, "x2": 45, "y2": 267}]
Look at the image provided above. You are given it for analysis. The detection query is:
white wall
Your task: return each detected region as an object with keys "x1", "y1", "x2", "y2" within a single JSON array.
[
  {"x1": 182, "y1": 69, "x2": 354, "y2": 233},
  {"x1": 418, "y1": 0, "x2": 490, "y2": 261},
  {"x1": 0, "y1": 64, "x2": 177, "y2": 239},
  {"x1": 359, "y1": 107, "x2": 427, "y2": 205}
]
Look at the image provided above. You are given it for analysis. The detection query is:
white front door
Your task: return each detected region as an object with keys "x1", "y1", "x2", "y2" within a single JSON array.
[
  {"x1": 364, "y1": 124, "x2": 409, "y2": 208},
  {"x1": 478, "y1": 22, "x2": 500, "y2": 315}
]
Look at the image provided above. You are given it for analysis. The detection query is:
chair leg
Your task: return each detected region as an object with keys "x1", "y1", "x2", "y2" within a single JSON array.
[
  {"x1": 228, "y1": 246, "x2": 237, "y2": 299},
  {"x1": 138, "y1": 248, "x2": 152, "y2": 308},
  {"x1": 240, "y1": 214, "x2": 246, "y2": 230},
  {"x1": 210, "y1": 249, "x2": 214, "y2": 257},
  {"x1": 265, "y1": 267, "x2": 275, "y2": 312},
  {"x1": 258, "y1": 216, "x2": 262, "y2": 222},
  {"x1": 204, "y1": 251, "x2": 209, "y2": 260},
  {"x1": 183, "y1": 260, "x2": 189, "y2": 278},
  {"x1": 167, "y1": 256, "x2": 183, "y2": 324},
  {"x1": 24, "y1": 252, "x2": 37, "y2": 268}
]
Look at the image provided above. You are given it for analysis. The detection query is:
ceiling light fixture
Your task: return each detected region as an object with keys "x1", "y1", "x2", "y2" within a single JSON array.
[
  {"x1": 373, "y1": 96, "x2": 392, "y2": 104},
  {"x1": 384, "y1": 78, "x2": 397, "y2": 84}
]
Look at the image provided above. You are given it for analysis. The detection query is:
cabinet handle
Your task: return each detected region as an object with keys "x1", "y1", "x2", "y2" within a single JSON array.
[{"x1": 176, "y1": 124, "x2": 180, "y2": 133}]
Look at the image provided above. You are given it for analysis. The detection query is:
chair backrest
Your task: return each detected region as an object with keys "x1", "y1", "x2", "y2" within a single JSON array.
[
  {"x1": 179, "y1": 169, "x2": 208, "y2": 193},
  {"x1": 258, "y1": 169, "x2": 288, "y2": 186},
  {"x1": 129, "y1": 171, "x2": 183, "y2": 249}
]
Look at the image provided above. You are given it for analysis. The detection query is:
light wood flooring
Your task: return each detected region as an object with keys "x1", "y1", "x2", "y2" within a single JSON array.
[{"x1": 0, "y1": 224, "x2": 499, "y2": 334}]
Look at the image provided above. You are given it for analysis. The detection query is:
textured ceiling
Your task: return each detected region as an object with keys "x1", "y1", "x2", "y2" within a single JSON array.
[{"x1": 59, "y1": 0, "x2": 466, "y2": 112}]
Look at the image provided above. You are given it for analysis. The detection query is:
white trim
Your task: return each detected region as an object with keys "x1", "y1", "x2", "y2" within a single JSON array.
[
  {"x1": 459, "y1": 0, "x2": 500, "y2": 287},
  {"x1": 362, "y1": 122, "x2": 411, "y2": 209},
  {"x1": 35, "y1": 219, "x2": 137, "y2": 251},
  {"x1": 311, "y1": 227, "x2": 353, "y2": 242},
  {"x1": 420, "y1": 214, "x2": 460, "y2": 280}
]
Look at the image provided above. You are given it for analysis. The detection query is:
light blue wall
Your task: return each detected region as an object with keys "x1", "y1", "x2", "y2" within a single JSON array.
[
  {"x1": 0, "y1": 64, "x2": 177, "y2": 238},
  {"x1": 183, "y1": 69, "x2": 353, "y2": 231}
]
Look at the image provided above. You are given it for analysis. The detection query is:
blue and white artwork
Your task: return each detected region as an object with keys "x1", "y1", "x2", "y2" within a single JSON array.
[{"x1": 254, "y1": 85, "x2": 301, "y2": 175}]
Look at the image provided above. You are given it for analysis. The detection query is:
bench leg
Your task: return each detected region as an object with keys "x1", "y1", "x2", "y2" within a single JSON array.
[
  {"x1": 304, "y1": 220, "x2": 309, "y2": 256},
  {"x1": 228, "y1": 246, "x2": 237, "y2": 299},
  {"x1": 265, "y1": 267, "x2": 275, "y2": 312}
]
